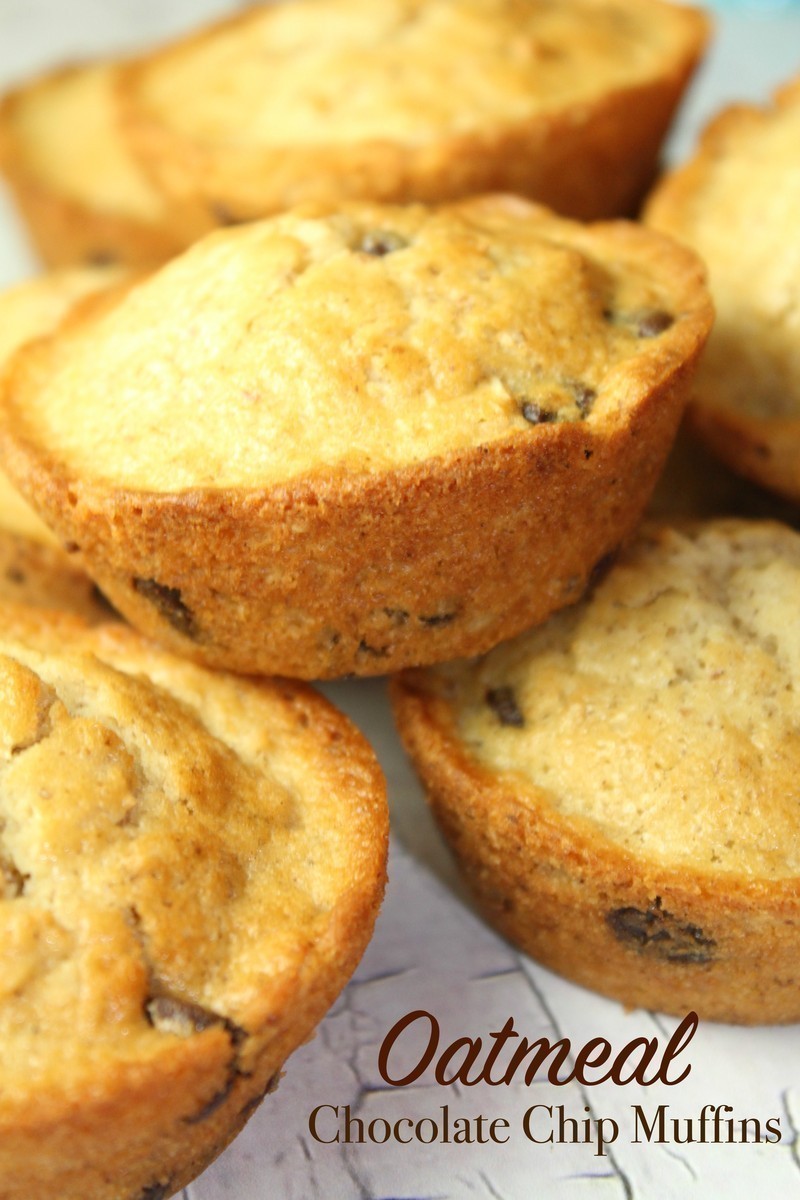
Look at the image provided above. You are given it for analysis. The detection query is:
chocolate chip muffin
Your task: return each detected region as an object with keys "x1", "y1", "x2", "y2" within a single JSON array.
[
  {"x1": 118, "y1": 0, "x2": 708, "y2": 238},
  {"x1": 0, "y1": 196, "x2": 712, "y2": 678},
  {"x1": 0, "y1": 265, "x2": 126, "y2": 617},
  {"x1": 646, "y1": 76, "x2": 800, "y2": 502},
  {"x1": 0, "y1": 62, "x2": 181, "y2": 268},
  {"x1": 0, "y1": 601, "x2": 388, "y2": 1200},
  {"x1": 392, "y1": 520, "x2": 800, "y2": 1024}
]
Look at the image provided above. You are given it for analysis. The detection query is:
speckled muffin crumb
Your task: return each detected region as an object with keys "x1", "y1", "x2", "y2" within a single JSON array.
[
  {"x1": 646, "y1": 76, "x2": 800, "y2": 501},
  {"x1": 117, "y1": 0, "x2": 708, "y2": 236},
  {"x1": 0, "y1": 603, "x2": 387, "y2": 1199},
  {"x1": 392, "y1": 520, "x2": 800, "y2": 1023},
  {"x1": 0, "y1": 195, "x2": 712, "y2": 678}
]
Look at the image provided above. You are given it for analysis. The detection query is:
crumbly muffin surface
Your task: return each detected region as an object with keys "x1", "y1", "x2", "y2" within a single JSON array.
[
  {"x1": 646, "y1": 78, "x2": 800, "y2": 422},
  {"x1": 129, "y1": 0, "x2": 702, "y2": 148},
  {"x1": 0, "y1": 606, "x2": 387, "y2": 1102},
  {"x1": 3, "y1": 63, "x2": 166, "y2": 221},
  {"x1": 0, "y1": 266, "x2": 124, "y2": 547},
  {"x1": 3, "y1": 197, "x2": 706, "y2": 492},
  {"x1": 431, "y1": 521, "x2": 800, "y2": 879}
]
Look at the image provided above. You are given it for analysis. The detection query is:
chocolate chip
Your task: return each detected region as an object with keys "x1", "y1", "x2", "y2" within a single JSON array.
[
  {"x1": 145, "y1": 994, "x2": 245, "y2": 1045},
  {"x1": 521, "y1": 401, "x2": 557, "y2": 425},
  {"x1": 211, "y1": 202, "x2": 245, "y2": 226},
  {"x1": 419, "y1": 611, "x2": 456, "y2": 628},
  {"x1": 485, "y1": 686, "x2": 525, "y2": 728},
  {"x1": 0, "y1": 856, "x2": 26, "y2": 898},
  {"x1": 360, "y1": 230, "x2": 407, "y2": 256},
  {"x1": 86, "y1": 250, "x2": 118, "y2": 267},
  {"x1": 5, "y1": 567, "x2": 24, "y2": 585},
  {"x1": 184, "y1": 1074, "x2": 238, "y2": 1125},
  {"x1": 132, "y1": 578, "x2": 196, "y2": 639},
  {"x1": 64, "y1": 541, "x2": 80, "y2": 554},
  {"x1": 135, "y1": 1184, "x2": 171, "y2": 1200},
  {"x1": 587, "y1": 548, "x2": 619, "y2": 592},
  {"x1": 357, "y1": 638, "x2": 390, "y2": 658},
  {"x1": 566, "y1": 380, "x2": 597, "y2": 417},
  {"x1": 607, "y1": 898, "x2": 715, "y2": 964},
  {"x1": 636, "y1": 309, "x2": 674, "y2": 338}
]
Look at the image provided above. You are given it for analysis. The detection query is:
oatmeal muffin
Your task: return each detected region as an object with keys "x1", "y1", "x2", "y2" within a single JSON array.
[
  {"x1": 0, "y1": 601, "x2": 388, "y2": 1200},
  {"x1": 0, "y1": 266, "x2": 127, "y2": 616},
  {"x1": 0, "y1": 196, "x2": 712, "y2": 678},
  {"x1": 392, "y1": 520, "x2": 800, "y2": 1024},
  {"x1": 118, "y1": 0, "x2": 709, "y2": 238},
  {"x1": 646, "y1": 77, "x2": 800, "y2": 502},
  {"x1": 0, "y1": 62, "x2": 181, "y2": 268}
]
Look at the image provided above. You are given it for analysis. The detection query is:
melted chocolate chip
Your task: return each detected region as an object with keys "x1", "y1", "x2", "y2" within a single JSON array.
[
  {"x1": 485, "y1": 686, "x2": 525, "y2": 728},
  {"x1": 0, "y1": 856, "x2": 26, "y2": 898},
  {"x1": 566, "y1": 380, "x2": 597, "y2": 417},
  {"x1": 587, "y1": 548, "x2": 619, "y2": 592},
  {"x1": 419, "y1": 611, "x2": 456, "y2": 628},
  {"x1": 86, "y1": 250, "x2": 118, "y2": 267},
  {"x1": 521, "y1": 402, "x2": 557, "y2": 425},
  {"x1": 361, "y1": 230, "x2": 408, "y2": 256},
  {"x1": 145, "y1": 995, "x2": 245, "y2": 1044},
  {"x1": 133, "y1": 578, "x2": 196, "y2": 639},
  {"x1": 607, "y1": 898, "x2": 715, "y2": 964},
  {"x1": 211, "y1": 202, "x2": 246, "y2": 227},
  {"x1": 184, "y1": 1074, "x2": 238, "y2": 1125},
  {"x1": 636, "y1": 309, "x2": 674, "y2": 338},
  {"x1": 136, "y1": 1184, "x2": 171, "y2": 1200},
  {"x1": 358, "y1": 638, "x2": 390, "y2": 658}
]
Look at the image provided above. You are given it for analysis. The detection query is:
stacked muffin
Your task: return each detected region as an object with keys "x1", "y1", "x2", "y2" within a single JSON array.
[{"x1": 0, "y1": 0, "x2": 797, "y2": 1194}]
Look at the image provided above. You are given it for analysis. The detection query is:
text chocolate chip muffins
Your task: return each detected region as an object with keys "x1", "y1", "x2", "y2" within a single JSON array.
[
  {"x1": 0, "y1": 196, "x2": 713, "y2": 678},
  {"x1": 0, "y1": 602, "x2": 388, "y2": 1200},
  {"x1": 392, "y1": 520, "x2": 800, "y2": 1024}
]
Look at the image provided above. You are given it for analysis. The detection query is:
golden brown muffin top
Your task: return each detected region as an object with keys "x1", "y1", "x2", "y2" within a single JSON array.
[
  {"x1": 0, "y1": 604, "x2": 387, "y2": 1107},
  {"x1": 0, "y1": 265, "x2": 125, "y2": 545},
  {"x1": 646, "y1": 77, "x2": 800, "y2": 422},
  {"x1": 1, "y1": 196, "x2": 711, "y2": 493},
  {"x1": 0, "y1": 63, "x2": 167, "y2": 223},
  {"x1": 417, "y1": 521, "x2": 800, "y2": 881},
  {"x1": 124, "y1": 0, "x2": 707, "y2": 149}
]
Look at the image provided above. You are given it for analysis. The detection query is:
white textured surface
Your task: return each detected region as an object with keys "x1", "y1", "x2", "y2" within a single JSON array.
[{"x1": 1, "y1": 5, "x2": 800, "y2": 1199}]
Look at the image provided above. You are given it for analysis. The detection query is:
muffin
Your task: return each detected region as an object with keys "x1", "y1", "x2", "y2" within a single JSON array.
[
  {"x1": 0, "y1": 265, "x2": 127, "y2": 616},
  {"x1": 0, "y1": 62, "x2": 181, "y2": 268},
  {"x1": 0, "y1": 600, "x2": 388, "y2": 1200},
  {"x1": 0, "y1": 196, "x2": 712, "y2": 678},
  {"x1": 392, "y1": 520, "x2": 800, "y2": 1024},
  {"x1": 118, "y1": 0, "x2": 709, "y2": 239},
  {"x1": 646, "y1": 77, "x2": 800, "y2": 502}
]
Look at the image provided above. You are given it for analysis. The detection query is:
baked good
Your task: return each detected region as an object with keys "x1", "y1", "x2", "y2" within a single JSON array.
[
  {"x1": 645, "y1": 77, "x2": 800, "y2": 502},
  {"x1": 391, "y1": 520, "x2": 800, "y2": 1024},
  {"x1": 0, "y1": 62, "x2": 181, "y2": 268},
  {"x1": 118, "y1": 0, "x2": 709, "y2": 238},
  {"x1": 647, "y1": 422, "x2": 800, "y2": 529},
  {"x1": 0, "y1": 265, "x2": 127, "y2": 617},
  {"x1": 0, "y1": 600, "x2": 388, "y2": 1199},
  {"x1": 0, "y1": 196, "x2": 713, "y2": 678}
]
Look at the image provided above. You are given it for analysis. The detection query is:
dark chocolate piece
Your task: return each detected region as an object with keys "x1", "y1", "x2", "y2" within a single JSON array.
[
  {"x1": 360, "y1": 230, "x2": 407, "y2": 256},
  {"x1": 521, "y1": 401, "x2": 557, "y2": 425},
  {"x1": 132, "y1": 578, "x2": 196, "y2": 639},
  {"x1": 607, "y1": 897, "x2": 715, "y2": 964},
  {"x1": 485, "y1": 686, "x2": 525, "y2": 728}
]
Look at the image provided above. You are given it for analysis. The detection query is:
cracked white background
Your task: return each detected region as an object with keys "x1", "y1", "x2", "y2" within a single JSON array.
[{"x1": 2, "y1": 4, "x2": 800, "y2": 1198}]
